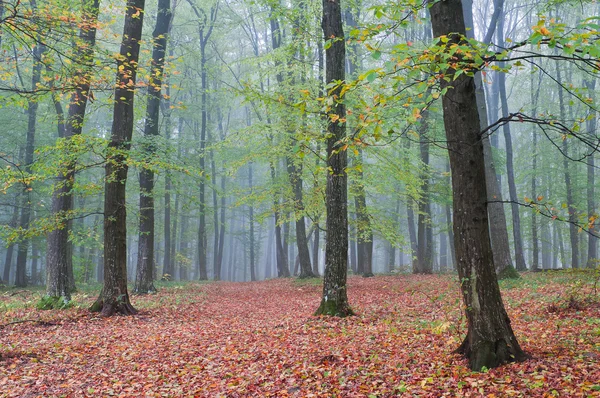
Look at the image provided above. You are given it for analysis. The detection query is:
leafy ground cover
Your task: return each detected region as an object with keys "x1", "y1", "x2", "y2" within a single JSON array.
[{"x1": 0, "y1": 273, "x2": 599, "y2": 397}]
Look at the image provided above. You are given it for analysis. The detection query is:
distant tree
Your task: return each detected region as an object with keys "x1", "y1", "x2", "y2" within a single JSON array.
[
  {"x1": 134, "y1": 0, "x2": 172, "y2": 294},
  {"x1": 91, "y1": 0, "x2": 145, "y2": 316},
  {"x1": 46, "y1": 0, "x2": 100, "y2": 303}
]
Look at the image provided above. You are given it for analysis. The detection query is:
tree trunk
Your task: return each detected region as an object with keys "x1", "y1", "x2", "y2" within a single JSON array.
[
  {"x1": 134, "y1": 0, "x2": 170, "y2": 294},
  {"x1": 248, "y1": 162, "x2": 256, "y2": 282},
  {"x1": 16, "y1": 39, "x2": 46, "y2": 287},
  {"x1": 585, "y1": 79, "x2": 597, "y2": 267},
  {"x1": 496, "y1": 14, "x2": 527, "y2": 272},
  {"x1": 315, "y1": 0, "x2": 352, "y2": 317},
  {"x1": 287, "y1": 157, "x2": 314, "y2": 278},
  {"x1": 462, "y1": 0, "x2": 515, "y2": 278},
  {"x1": 416, "y1": 125, "x2": 433, "y2": 274},
  {"x1": 429, "y1": 0, "x2": 527, "y2": 370},
  {"x1": 445, "y1": 161, "x2": 457, "y2": 269},
  {"x1": 353, "y1": 150, "x2": 374, "y2": 277},
  {"x1": 556, "y1": 65, "x2": 578, "y2": 269},
  {"x1": 91, "y1": 0, "x2": 145, "y2": 316},
  {"x1": 3, "y1": 203, "x2": 19, "y2": 283},
  {"x1": 46, "y1": 0, "x2": 99, "y2": 300}
]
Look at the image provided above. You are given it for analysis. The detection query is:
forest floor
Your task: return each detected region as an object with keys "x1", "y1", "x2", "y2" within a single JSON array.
[{"x1": 0, "y1": 272, "x2": 599, "y2": 397}]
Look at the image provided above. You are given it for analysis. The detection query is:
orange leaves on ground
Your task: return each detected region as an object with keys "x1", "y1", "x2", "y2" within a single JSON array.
[{"x1": 0, "y1": 274, "x2": 599, "y2": 397}]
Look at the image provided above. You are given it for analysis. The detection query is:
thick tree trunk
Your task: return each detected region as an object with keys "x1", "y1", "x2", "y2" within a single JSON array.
[
  {"x1": 429, "y1": 0, "x2": 526, "y2": 370},
  {"x1": 315, "y1": 0, "x2": 352, "y2": 317},
  {"x1": 91, "y1": 0, "x2": 145, "y2": 316}
]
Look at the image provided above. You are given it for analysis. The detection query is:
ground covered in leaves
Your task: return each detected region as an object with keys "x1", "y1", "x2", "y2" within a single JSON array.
[{"x1": 0, "y1": 272, "x2": 599, "y2": 397}]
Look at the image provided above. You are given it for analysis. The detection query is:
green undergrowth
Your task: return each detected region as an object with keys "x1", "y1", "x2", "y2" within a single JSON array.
[{"x1": 292, "y1": 277, "x2": 322, "y2": 286}]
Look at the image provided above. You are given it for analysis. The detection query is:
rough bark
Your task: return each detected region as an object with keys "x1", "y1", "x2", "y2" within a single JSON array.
[
  {"x1": 315, "y1": 0, "x2": 352, "y2": 316},
  {"x1": 429, "y1": 0, "x2": 527, "y2": 370},
  {"x1": 91, "y1": 0, "x2": 145, "y2": 316}
]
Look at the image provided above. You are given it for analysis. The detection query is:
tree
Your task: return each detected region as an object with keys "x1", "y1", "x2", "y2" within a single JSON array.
[
  {"x1": 462, "y1": 0, "x2": 516, "y2": 279},
  {"x1": 46, "y1": 0, "x2": 100, "y2": 303},
  {"x1": 315, "y1": 0, "x2": 352, "y2": 317},
  {"x1": 428, "y1": 0, "x2": 527, "y2": 370},
  {"x1": 134, "y1": 0, "x2": 172, "y2": 294},
  {"x1": 90, "y1": 0, "x2": 145, "y2": 316}
]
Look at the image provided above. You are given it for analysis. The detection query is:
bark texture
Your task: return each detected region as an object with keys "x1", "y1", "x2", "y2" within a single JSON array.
[
  {"x1": 315, "y1": 0, "x2": 352, "y2": 317},
  {"x1": 91, "y1": 0, "x2": 145, "y2": 316},
  {"x1": 429, "y1": 0, "x2": 526, "y2": 370}
]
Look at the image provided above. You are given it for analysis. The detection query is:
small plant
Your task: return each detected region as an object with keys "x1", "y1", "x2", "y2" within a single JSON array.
[{"x1": 36, "y1": 295, "x2": 73, "y2": 310}]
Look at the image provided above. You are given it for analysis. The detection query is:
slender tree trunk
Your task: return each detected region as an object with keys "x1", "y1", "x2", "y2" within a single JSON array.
[
  {"x1": 345, "y1": 8, "x2": 373, "y2": 278},
  {"x1": 585, "y1": 79, "x2": 597, "y2": 267},
  {"x1": 16, "y1": 40, "x2": 46, "y2": 287},
  {"x1": 445, "y1": 161, "x2": 457, "y2": 269},
  {"x1": 3, "y1": 203, "x2": 19, "y2": 283},
  {"x1": 186, "y1": 1, "x2": 217, "y2": 281},
  {"x1": 530, "y1": 72, "x2": 542, "y2": 271},
  {"x1": 496, "y1": 14, "x2": 527, "y2": 271},
  {"x1": 248, "y1": 162, "x2": 256, "y2": 282},
  {"x1": 287, "y1": 157, "x2": 314, "y2": 278},
  {"x1": 416, "y1": 126, "x2": 433, "y2": 274},
  {"x1": 556, "y1": 65, "x2": 578, "y2": 269},
  {"x1": 462, "y1": 0, "x2": 515, "y2": 277},
  {"x1": 353, "y1": 150, "x2": 374, "y2": 277},
  {"x1": 162, "y1": 48, "x2": 176, "y2": 281},
  {"x1": 46, "y1": 0, "x2": 100, "y2": 300},
  {"x1": 315, "y1": 0, "x2": 352, "y2": 317},
  {"x1": 91, "y1": 0, "x2": 145, "y2": 316},
  {"x1": 135, "y1": 0, "x2": 171, "y2": 294},
  {"x1": 429, "y1": 0, "x2": 526, "y2": 370}
]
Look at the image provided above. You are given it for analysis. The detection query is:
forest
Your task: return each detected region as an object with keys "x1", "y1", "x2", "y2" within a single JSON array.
[{"x1": 0, "y1": 0, "x2": 599, "y2": 395}]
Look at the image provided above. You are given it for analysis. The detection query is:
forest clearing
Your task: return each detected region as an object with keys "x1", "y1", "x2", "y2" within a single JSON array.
[{"x1": 0, "y1": 273, "x2": 599, "y2": 397}]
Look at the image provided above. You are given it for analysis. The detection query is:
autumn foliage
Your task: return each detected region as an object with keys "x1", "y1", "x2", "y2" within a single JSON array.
[{"x1": 0, "y1": 273, "x2": 599, "y2": 396}]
